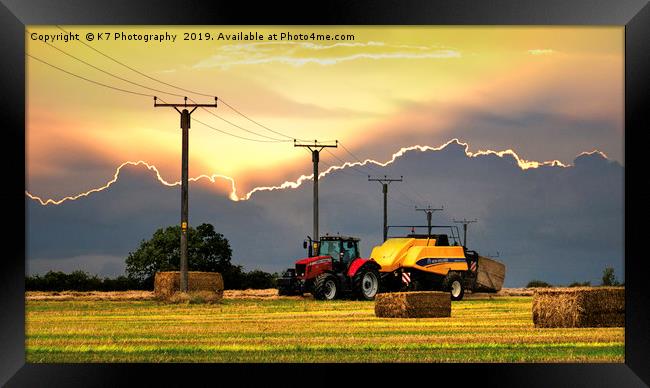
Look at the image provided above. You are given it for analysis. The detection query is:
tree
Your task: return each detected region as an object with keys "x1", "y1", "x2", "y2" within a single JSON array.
[
  {"x1": 526, "y1": 280, "x2": 552, "y2": 288},
  {"x1": 125, "y1": 223, "x2": 233, "y2": 287},
  {"x1": 601, "y1": 267, "x2": 619, "y2": 286}
]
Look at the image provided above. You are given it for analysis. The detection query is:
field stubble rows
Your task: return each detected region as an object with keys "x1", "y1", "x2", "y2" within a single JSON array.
[{"x1": 26, "y1": 296, "x2": 624, "y2": 363}]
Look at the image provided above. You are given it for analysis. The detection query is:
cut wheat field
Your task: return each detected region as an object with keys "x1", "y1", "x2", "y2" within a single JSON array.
[{"x1": 25, "y1": 295, "x2": 624, "y2": 363}]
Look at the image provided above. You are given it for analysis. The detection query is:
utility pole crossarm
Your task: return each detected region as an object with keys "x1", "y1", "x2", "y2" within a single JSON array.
[
  {"x1": 415, "y1": 205, "x2": 444, "y2": 212},
  {"x1": 368, "y1": 175, "x2": 404, "y2": 184},
  {"x1": 415, "y1": 205, "x2": 444, "y2": 237},
  {"x1": 293, "y1": 139, "x2": 339, "y2": 151},
  {"x1": 153, "y1": 96, "x2": 218, "y2": 108}
]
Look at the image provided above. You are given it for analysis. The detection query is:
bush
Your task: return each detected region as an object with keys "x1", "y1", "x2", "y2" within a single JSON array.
[
  {"x1": 526, "y1": 280, "x2": 552, "y2": 288},
  {"x1": 568, "y1": 281, "x2": 591, "y2": 287}
]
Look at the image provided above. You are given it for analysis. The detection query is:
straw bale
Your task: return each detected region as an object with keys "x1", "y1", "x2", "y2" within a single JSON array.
[
  {"x1": 154, "y1": 271, "x2": 224, "y2": 300},
  {"x1": 166, "y1": 290, "x2": 222, "y2": 304},
  {"x1": 475, "y1": 256, "x2": 506, "y2": 292},
  {"x1": 375, "y1": 291, "x2": 450, "y2": 318},
  {"x1": 532, "y1": 287, "x2": 624, "y2": 328}
]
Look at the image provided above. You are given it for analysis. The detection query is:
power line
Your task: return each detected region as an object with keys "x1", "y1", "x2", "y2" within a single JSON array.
[
  {"x1": 324, "y1": 149, "x2": 369, "y2": 176},
  {"x1": 56, "y1": 25, "x2": 304, "y2": 143},
  {"x1": 33, "y1": 28, "x2": 402, "y2": 158},
  {"x1": 34, "y1": 33, "x2": 283, "y2": 143},
  {"x1": 336, "y1": 141, "x2": 435, "y2": 207},
  {"x1": 154, "y1": 97, "x2": 284, "y2": 143},
  {"x1": 391, "y1": 184, "x2": 422, "y2": 207},
  {"x1": 338, "y1": 141, "x2": 382, "y2": 174},
  {"x1": 192, "y1": 116, "x2": 289, "y2": 143},
  {"x1": 26, "y1": 53, "x2": 154, "y2": 98},
  {"x1": 218, "y1": 98, "x2": 306, "y2": 141},
  {"x1": 28, "y1": 52, "x2": 289, "y2": 144},
  {"x1": 392, "y1": 176, "x2": 430, "y2": 205},
  {"x1": 388, "y1": 193, "x2": 414, "y2": 209},
  {"x1": 56, "y1": 25, "x2": 215, "y2": 98},
  {"x1": 188, "y1": 98, "x2": 289, "y2": 142},
  {"x1": 37, "y1": 37, "x2": 186, "y2": 98},
  {"x1": 335, "y1": 141, "x2": 433, "y2": 207},
  {"x1": 331, "y1": 142, "x2": 434, "y2": 210},
  {"x1": 311, "y1": 151, "x2": 356, "y2": 177},
  {"x1": 49, "y1": 26, "x2": 353, "y2": 151}
]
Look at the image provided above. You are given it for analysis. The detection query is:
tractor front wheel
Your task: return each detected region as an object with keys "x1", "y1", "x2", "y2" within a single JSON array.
[
  {"x1": 313, "y1": 273, "x2": 339, "y2": 300},
  {"x1": 353, "y1": 267, "x2": 380, "y2": 300}
]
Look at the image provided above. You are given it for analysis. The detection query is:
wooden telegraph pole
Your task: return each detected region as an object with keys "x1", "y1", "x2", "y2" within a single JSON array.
[
  {"x1": 294, "y1": 140, "x2": 338, "y2": 256},
  {"x1": 368, "y1": 175, "x2": 403, "y2": 241},
  {"x1": 154, "y1": 96, "x2": 218, "y2": 292}
]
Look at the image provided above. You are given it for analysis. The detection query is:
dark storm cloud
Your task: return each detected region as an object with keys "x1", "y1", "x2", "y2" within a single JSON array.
[
  {"x1": 26, "y1": 141, "x2": 623, "y2": 287},
  {"x1": 342, "y1": 108, "x2": 621, "y2": 177}
]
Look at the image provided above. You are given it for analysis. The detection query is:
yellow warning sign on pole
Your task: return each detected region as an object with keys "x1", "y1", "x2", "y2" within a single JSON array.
[{"x1": 181, "y1": 222, "x2": 187, "y2": 230}]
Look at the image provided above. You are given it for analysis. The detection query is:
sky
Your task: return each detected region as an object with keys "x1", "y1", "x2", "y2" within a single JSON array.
[
  {"x1": 26, "y1": 142, "x2": 624, "y2": 287},
  {"x1": 25, "y1": 26, "x2": 624, "y2": 285}
]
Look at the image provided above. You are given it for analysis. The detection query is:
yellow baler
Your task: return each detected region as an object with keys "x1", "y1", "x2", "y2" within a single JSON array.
[
  {"x1": 371, "y1": 237, "x2": 468, "y2": 274},
  {"x1": 369, "y1": 234, "x2": 484, "y2": 300}
]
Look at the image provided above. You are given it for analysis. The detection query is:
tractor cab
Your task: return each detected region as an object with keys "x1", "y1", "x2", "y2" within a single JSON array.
[{"x1": 318, "y1": 235, "x2": 360, "y2": 272}]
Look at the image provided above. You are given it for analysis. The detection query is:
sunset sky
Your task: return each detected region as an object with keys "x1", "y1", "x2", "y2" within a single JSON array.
[
  {"x1": 26, "y1": 26, "x2": 623, "y2": 201},
  {"x1": 25, "y1": 26, "x2": 625, "y2": 285}
]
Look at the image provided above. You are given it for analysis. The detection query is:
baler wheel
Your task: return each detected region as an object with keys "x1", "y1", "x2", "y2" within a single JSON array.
[{"x1": 443, "y1": 273, "x2": 465, "y2": 301}]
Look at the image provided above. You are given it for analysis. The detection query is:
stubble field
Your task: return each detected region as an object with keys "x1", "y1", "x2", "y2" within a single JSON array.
[{"x1": 25, "y1": 291, "x2": 624, "y2": 363}]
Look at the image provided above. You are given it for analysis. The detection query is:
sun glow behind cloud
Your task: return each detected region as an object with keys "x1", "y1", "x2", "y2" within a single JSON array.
[{"x1": 26, "y1": 139, "x2": 581, "y2": 206}]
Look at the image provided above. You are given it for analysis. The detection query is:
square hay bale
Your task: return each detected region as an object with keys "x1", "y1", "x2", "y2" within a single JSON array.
[
  {"x1": 166, "y1": 290, "x2": 222, "y2": 304},
  {"x1": 154, "y1": 271, "x2": 224, "y2": 301},
  {"x1": 532, "y1": 287, "x2": 624, "y2": 328},
  {"x1": 375, "y1": 291, "x2": 450, "y2": 318},
  {"x1": 475, "y1": 256, "x2": 506, "y2": 292}
]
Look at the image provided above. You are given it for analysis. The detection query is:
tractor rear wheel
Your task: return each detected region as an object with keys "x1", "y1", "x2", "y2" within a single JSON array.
[
  {"x1": 443, "y1": 273, "x2": 465, "y2": 301},
  {"x1": 313, "y1": 273, "x2": 339, "y2": 300},
  {"x1": 353, "y1": 267, "x2": 380, "y2": 300}
]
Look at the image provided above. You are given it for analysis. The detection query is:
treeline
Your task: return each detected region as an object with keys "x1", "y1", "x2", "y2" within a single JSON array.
[
  {"x1": 525, "y1": 267, "x2": 623, "y2": 288},
  {"x1": 26, "y1": 269, "x2": 279, "y2": 292},
  {"x1": 26, "y1": 271, "x2": 144, "y2": 291}
]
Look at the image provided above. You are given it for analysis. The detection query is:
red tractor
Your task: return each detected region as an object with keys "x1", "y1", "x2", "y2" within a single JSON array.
[{"x1": 277, "y1": 235, "x2": 382, "y2": 300}]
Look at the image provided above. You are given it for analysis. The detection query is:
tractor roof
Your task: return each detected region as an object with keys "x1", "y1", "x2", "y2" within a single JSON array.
[{"x1": 321, "y1": 235, "x2": 360, "y2": 242}]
